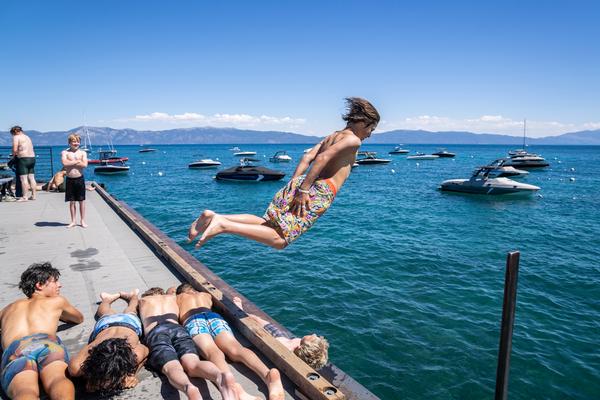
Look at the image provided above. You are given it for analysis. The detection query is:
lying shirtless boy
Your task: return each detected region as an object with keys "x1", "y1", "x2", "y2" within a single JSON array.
[
  {"x1": 233, "y1": 297, "x2": 329, "y2": 370},
  {"x1": 175, "y1": 283, "x2": 284, "y2": 400},
  {"x1": 188, "y1": 97, "x2": 380, "y2": 249},
  {"x1": 0, "y1": 262, "x2": 84, "y2": 399},
  {"x1": 138, "y1": 287, "x2": 238, "y2": 400},
  {"x1": 69, "y1": 289, "x2": 148, "y2": 394}
]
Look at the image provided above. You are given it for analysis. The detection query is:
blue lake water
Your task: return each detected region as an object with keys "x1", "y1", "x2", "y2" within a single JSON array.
[{"x1": 53, "y1": 144, "x2": 600, "y2": 399}]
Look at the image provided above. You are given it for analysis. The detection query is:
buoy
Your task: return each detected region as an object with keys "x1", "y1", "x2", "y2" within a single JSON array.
[
  {"x1": 142, "y1": 161, "x2": 146, "y2": 165},
  {"x1": 158, "y1": 171, "x2": 164, "y2": 176},
  {"x1": 391, "y1": 169, "x2": 396, "y2": 173},
  {"x1": 570, "y1": 167, "x2": 575, "y2": 172},
  {"x1": 570, "y1": 177, "x2": 575, "y2": 182}
]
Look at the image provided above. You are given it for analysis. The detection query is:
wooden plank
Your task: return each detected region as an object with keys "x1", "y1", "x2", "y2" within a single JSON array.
[{"x1": 93, "y1": 182, "x2": 347, "y2": 400}]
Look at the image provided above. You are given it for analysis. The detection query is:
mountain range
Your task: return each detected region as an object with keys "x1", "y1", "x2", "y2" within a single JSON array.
[{"x1": 1, "y1": 126, "x2": 600, "y2": 146}]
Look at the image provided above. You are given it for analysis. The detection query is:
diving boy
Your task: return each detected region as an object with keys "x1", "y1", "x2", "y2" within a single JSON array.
[{"x1": 188, "y1": 97, "x2": 380, "y2": 249}]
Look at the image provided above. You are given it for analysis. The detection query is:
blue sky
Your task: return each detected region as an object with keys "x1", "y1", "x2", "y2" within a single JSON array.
[{"x1": 1, "y1": 1, "x2": 598, "y2": 137}]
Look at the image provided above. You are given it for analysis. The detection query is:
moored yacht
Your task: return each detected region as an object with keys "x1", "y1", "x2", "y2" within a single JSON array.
[
  {"x1": 269, "y1": 151, "x2": 292, "y2": 162},
  {"x1": 233, "y1": 150, "x2": 257, "y2": 156},
  {"x1": 389, "y1": 146, "x2": 410, "y2": 154},
  {"x1": 439, "y1": 166, "x2": 540, "y2": 195},
  {"x1": 355, "y1": 151, "x2": 391, "y2": 165},
  {"x1": 486, "y1": 159, "x2": 529, "y2": 178},
  {"x1": 432, "y1": 148, "x2": 456, "y2": 158},
  {"x1": 216, "y1": 158, "x2": 285, "y2": 182},
  {"x1": 188, "y1": 159, "x2": 222, "y2": 169},
  {"x1": 407, "y1": 152, "x2": 439, "y2": 160},
  {"x1": 94, "y1": 160, "x2": 130, "y2": 175}
]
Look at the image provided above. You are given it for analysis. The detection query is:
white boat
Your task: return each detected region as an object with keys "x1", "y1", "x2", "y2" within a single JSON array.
[
  {"x1": 188, "y1": 159, "x2": 222, "y2": 169},
  {"x1": 269, "y1": 151, "x2": 292, "y2": 163},
  {"x1": 505, "y1": 120, "x2": 549, "y2": 168},
  {"x1": 233, "y1": 151, "x2": 257, "y2": 156},
  {"x1": 389, "y1": 146, "x2": 410, "y2": 154},
  {"x1": 355, "y1": 151, "x2": 391, "y2": 165},
  {"x1": 439, "y1": 166, "x2": 540, "y2": 195},
  {"x1": 303, "y1": 147, "x2": 314, "y2": 153},
  {"x1": 486, "y1": 159, "x2": 529, "y2": 178},
  {"x1": 94, "y1": 160, "x2": 130, "y2": 175},
  {"x1": 229, "y1": 146, "x2": 241, "y2": 151},
  {"x1": 407, "y1": 152, "x2": 439, "y2": 160}
]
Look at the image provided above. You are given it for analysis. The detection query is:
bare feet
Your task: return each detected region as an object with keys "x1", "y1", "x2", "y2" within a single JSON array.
[
  {"x1": 188, "y1": 210, "x2": 216, "y2": 243},
  {"x1": 234, "y1": 382, "x2": 260, "y2": 400},
  {"x1": 120, "y1": 289, "x2": 140, "y2": 300},
  {"x1": 232, "y1": 296, "x2": 244, "y2": 311},
  {"x1": 195, "y1": 214, "x2": 225, "y2": 249},
  {"x1": 17, "y1": 197, "x2": 28, "y2": 202},
  {"x1": 100, "y1": 292, "x2": 121, "y2": 303},
  {"x1": 80, "y1": 220, "x2": 88, "y2": 228},
  {"x1": 218, "y1": 372, "x2": 238, "y2": 400},
  {"x1": 266, "y1": 369, "x2": 285, "y2": 400},
  {"x1": 67, "y1": 222, "x2": 77, "y2": 228},
  {"x1": 184, "y1": 383, "x2": 202, "y2": 400},
  {"x1": 28, "y1": 196, "x2": 36, "y2": 200}
]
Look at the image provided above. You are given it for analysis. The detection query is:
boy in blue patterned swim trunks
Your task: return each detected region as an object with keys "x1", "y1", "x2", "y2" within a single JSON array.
[
  {"x1": 175, "y1": 283, "x2": 285, "y2": 400},
  {"x1": 188, "y1": 97, "x2": 380, "y2": 250},
  {"x1": 69, "y1": 289, "x2": 148, "y2": 394},
  {"x1": 0, "y1": 262, "x2": 84, "y2": 399}
]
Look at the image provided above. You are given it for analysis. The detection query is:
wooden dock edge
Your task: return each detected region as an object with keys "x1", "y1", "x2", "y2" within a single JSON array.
[{"x1": 93, "y1": 183, "x2": 379, "y2": 400}]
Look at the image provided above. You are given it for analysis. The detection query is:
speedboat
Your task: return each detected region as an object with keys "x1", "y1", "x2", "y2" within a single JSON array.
[
  {"x1": 407, "y1": 152, "x2": 439, "y2": 160},
  {"x1": 486, "y1": 159, "x2": 529, "y2": 178},
  {"x1": 139, "y1": 148, "x2": 157, "y2": 153},
  {"x1": 504, "y1": 152, "x2": 549, "y2": 168},
  {"x1": 233, "y1": 150, "x2": 257, "y2": 156},
  {"x1": 188, "y1": 159, "x2": 222, "y2": 169},
  {"x1": 89, "y1": 149, "x2": 129, "y2": 165},
  {"x1": 432, "y1": 149, "x2": 456, "y2": 158},
  {"x1": 216, "y1": 158, "x2": 285, "y2": 182},
  {"x1": 439, "y1": 166, "x2": 540, "y2": 195},
  {"x1": 94, "y1": 160, "x2": 130, "y2": 175},
  {"x1": 229, "y1": 146, "x2": 241, "y2": 151},
  {"x1": 389, "y1": 146, "x2": 410, "y2": 154},
  {"x1": 355, "y1": 152, "x2": 391, "y2": 165},
  {"x1": 269, "y1": 151, "x2": 292, "y2": 163}
]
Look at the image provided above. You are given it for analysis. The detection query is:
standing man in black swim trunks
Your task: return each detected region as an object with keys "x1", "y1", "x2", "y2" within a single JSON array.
[
  {"x1": 10, "y1": 126, "x2": 37, "y2": 202},
  {"x1": 61, "y1": 134, "x2": 88, "y2": 228}
]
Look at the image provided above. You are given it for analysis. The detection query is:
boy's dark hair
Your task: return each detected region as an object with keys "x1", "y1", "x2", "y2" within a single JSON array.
[
  {"x1": 342, "y1": 97, "x2": 380, "y2": 127},
  {"x1": 141, "y1": 287, "x2": 164, "y2": 297},
  {"x1": 81, "y1": 338, "x2": 137, "y2": 394},
  {"x1": 18, "y1": 262, "x2": 61, "y2": 298},
  {"x1": 175, "y1": 283, "x2": 195, "y2": 295},
  {"x1": 10, "y1": 126, "x2": 23, "y2": 135}
]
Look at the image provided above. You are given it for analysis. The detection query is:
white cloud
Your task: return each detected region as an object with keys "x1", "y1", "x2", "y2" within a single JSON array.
[
  {"x1": 122, "y1": 111, "x2": 306, "y2": 131},
  {"x1": 379, "y1": 115, "x2": 600, "y2": 137}
]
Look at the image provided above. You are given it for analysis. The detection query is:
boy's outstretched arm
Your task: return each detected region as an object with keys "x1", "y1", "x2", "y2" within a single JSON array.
[{"x1": 291, "y1": 141, "x2": 323, "y2": 179}]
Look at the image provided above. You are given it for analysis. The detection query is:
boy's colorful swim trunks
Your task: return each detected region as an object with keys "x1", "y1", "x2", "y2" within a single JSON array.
[{"x1": 263, "y1": 175, "x2": 337, "y2": 244}]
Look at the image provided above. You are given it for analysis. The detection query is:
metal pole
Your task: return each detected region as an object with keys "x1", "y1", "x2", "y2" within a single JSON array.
[{"x1": 495, "y1": 251, "x2": 520, "y2": 400}]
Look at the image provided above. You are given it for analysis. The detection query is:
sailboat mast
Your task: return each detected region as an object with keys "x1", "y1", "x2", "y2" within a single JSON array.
[{"x1": 523, "y1": 118, "x2": 527, "y2": 149}]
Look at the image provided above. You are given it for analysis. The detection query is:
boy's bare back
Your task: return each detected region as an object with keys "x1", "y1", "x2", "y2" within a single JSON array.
[
  {"x1": 138, "y1": 294, "x2": 180, "y2": 332},
  {"x1": 176, "y1": 291, "x2": 213, "y2": 323},
  {"x1": 1, "y1": 297, "x2": 69, "y2": 348}
]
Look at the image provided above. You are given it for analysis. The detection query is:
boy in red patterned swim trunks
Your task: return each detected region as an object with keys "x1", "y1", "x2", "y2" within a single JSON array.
[
  {"x1": 188, "y1": 97, "x2": 380, "y2": 249},
  {"x1": 0, "y1": 262, "x2": 84, "y2": 399}
]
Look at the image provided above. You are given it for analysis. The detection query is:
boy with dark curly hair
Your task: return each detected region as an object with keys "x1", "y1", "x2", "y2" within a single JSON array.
[
  {"x1": 68, "y1": 289, "x2": 148, "y2": 395},
  {"x1": 188, "y1": 97, "x2": 380, "y2": 249},
  {"x1": 0, "y1": 262, "x2": 84, "y2": 399}
]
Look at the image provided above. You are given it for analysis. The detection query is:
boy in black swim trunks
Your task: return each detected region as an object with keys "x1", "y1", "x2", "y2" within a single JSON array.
[
  {"x1": 69, "y1": 289, "x2": 148, "y2": 394},
  {"x1": 61, "y1": 134, "x2": 88, "y2": 228},
  {"x1": 138, "y1": 287, "x2": 238, "y2": 400}
]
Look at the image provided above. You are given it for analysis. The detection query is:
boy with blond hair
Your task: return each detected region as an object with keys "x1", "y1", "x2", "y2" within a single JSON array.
[{"x1": 61, "y1": 134, "x2": 88, "y2": 228}]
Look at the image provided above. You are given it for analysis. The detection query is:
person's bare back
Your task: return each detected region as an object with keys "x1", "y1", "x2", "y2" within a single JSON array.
[
  {"x1": 176, "y1": 290, "x2": 213, "y2": 323},
  {"x1": 138, "y1": 293, "x2": 180, "y2": 333},
  {"x1": 13, "y1": 133, "x2": 34, "y2": 158}
]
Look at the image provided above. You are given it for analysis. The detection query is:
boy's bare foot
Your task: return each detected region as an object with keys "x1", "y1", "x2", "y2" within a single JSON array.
[
  {"x1": 234, "y1": 382, "x2": 260, "y2": 400},
  {"x1": 267, "y1": 369, "x2": 285, "y2": 400},
  {"x1": 232, "y1": 296, "x2": 244, "y2": 310},
  {"x1": 28, "y1": 196, "x2": 36, "y2": 200},
  {"x1": 120, "y1": 289, "x2": 140, "y2": 300},
  {"x1": 188, "y1": 210, "x2": 216, "y2": 242},
  {"x1": 218, "y1": 372, "x2": 238, "y2": 400},
  {"x1": 67, "y1": 222, "x2": 77, "y2": 228},
  {"x1": 100, "y1": 292, "x2": 121, "y2": 303},
  {"x1": 81, "y1": 220, "x2": 88, "y2": 228},
  {"x1": 184, "y1": 383, "x2": 202, "y2": 400},
  {"x1": 17, "y1": 198, "x2": 28, "y2": 202},
  {"x1": 195, "y1": 214, "x2": 225, "y2": 249}
]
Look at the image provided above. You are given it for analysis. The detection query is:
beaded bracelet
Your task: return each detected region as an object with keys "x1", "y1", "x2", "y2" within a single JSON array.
[{"x1": 297, "y1": 188, "x2": 310, "y2": 194}]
